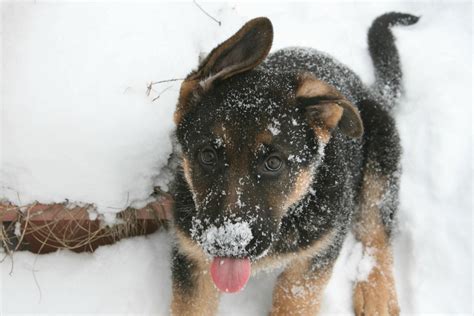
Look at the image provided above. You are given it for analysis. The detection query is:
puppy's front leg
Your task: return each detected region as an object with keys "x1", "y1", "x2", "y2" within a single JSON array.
[
  {"x1": 170, "y1": 250, "x2": 220, "y2": 316},
  {"x1": 270, "y1": 257, "x2": 334, "y2": 316}
]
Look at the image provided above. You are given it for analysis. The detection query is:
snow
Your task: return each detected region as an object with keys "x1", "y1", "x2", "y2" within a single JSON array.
[
  {"x1": 1, "y1": 231, "x2": 174, "y2": 314},
  {"x1": 1, "y1": 1, "x2": 472, "y2": 315},
  {"x1": 267, "y1": 121, "x2": 281, "y2": 136},
  {"x1": 193, "y1": 220, "x2": 254, "y2": 258},
  {"x1": 351, "y1": 242, "x2": 376, "y2": 282},
  {"x1": 1, "y1": 2, "x2": 213, "y2": 214}
]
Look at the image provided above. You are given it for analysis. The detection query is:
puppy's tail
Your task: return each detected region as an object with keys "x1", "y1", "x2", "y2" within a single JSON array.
[{"x1": 368, "y1": 12, "x2": 419, "y2": 109}]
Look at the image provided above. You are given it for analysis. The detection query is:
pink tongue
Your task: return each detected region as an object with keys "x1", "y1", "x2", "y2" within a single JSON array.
[{"x1": 210, "y1": 257, "x2": 251, "y2": 293}]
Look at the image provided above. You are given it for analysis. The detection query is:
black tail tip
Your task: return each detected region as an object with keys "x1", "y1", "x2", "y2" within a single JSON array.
[
  {"x1": 375, "y1": 12, "x2": 421, "y2": 27},
  {"x1": 400, "y1": 13, "x2": 421, "y2": 26}
]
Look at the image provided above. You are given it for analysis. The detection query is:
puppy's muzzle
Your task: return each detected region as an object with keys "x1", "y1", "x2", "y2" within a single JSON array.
[{"x1": 196, "y1": 220, "x2": 253, "y2": 258}]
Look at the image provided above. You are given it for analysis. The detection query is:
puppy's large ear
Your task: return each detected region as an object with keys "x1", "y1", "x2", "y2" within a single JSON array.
[
  {"x1": 297, "y1": 73, "x2": 364, "y2": 141},
  {"x1": 175, "y1": 17, "x2": 273, "y2": 125},
  {"x1": 192, "y1": 17, "x2": 273, "y2": 87}
]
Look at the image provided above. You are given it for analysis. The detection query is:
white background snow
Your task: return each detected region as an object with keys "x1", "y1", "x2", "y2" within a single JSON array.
[{"x1": 1, "y1": 1, "x2": 472, "y2": 315}]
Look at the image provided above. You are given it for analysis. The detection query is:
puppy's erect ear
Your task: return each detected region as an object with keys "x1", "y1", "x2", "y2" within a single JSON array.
[
  {"x1": 297, "y1": 73, "x2": 363, "y2": 141},
  {"x1": 193, "y1": 17, "x2": 273, "y2": 87},
  {"x1": 174, "y1": 17, "x2": 273, "y2": 125}
]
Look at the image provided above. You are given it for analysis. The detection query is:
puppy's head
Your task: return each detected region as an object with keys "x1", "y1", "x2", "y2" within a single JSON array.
[{"x1": 174, "y1": 18, "x2": 363, "y2": 264}]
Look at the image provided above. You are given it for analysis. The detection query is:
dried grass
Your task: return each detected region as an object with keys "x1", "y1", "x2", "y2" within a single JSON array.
[{"x1": 0, "y1": 195, "x2": 172, "y2": 255}]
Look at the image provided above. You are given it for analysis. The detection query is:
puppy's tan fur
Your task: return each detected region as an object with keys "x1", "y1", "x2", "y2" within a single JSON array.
[{"x1": 352, "y1": 167, "x2": 400, "y2": 316}]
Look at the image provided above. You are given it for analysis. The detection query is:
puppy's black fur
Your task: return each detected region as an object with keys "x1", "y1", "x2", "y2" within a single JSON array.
[{"x1": 170, "y1": 12, "x2": 418, "y2": 316}]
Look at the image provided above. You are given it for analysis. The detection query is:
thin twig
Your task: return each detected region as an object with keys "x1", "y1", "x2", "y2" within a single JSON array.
[
  {"x1": 8, "y1": 252, "x2": 14, "y2": 276},
  {"x1": 146, "y1": 78, "x2": 184, "y2": 96},
  {"x1": 0, "y1": 252, "x2": 8, "y2": 263},
  {"x1": 16, "y1": 191, "x2": 22, "y2": 207},
  {"x1": 14, "y1": 202, "x2": 36, "y2": 253},
  {"x1": 193, "y1": 0, "x2": 221, "y2": 26},
  {"x1": 149, "y1": 78, "x2": 184, "y2": 85},
  {"x1": 152, "y1": 86, "x2": 173, "y2": 102},
  {"x1": 32, "y1": 255, "x2": 43, "y2": 303}
]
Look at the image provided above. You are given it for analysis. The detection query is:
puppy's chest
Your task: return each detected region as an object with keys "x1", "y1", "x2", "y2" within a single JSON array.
[
  {"x1": 275, "y1": 194, "x2": 335, "y2": 250},
  {"x1": 273, "y1": 164, "x2": 360, "y2": 254}
]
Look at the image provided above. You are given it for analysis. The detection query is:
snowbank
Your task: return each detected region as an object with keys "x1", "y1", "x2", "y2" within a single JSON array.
[{"x1": 1, "y1": 1, "x2": 472, "y2": 315}]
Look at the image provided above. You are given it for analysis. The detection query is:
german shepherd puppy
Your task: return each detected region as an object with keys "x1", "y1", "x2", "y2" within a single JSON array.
[{"x1": 170, "y1": 12, "x2": 418, "y2": 315}]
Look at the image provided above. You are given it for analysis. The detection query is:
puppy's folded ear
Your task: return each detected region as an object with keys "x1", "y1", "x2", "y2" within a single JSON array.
[
  {"x1": 297, "y1": 73, "x2": 364, "y2": 141},
  {"x1": 192, "y1": 17, "x2": 273, "y2": 87}
]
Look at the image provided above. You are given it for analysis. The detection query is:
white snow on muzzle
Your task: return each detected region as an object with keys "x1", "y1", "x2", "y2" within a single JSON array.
[{"x1": 195, "y1": 221, "x2": 253, "y2": 257}]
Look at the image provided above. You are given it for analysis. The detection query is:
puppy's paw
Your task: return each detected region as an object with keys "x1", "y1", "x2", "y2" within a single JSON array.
[{"x1": 353, "y1": 267, "x2": 399, "y2": 316}]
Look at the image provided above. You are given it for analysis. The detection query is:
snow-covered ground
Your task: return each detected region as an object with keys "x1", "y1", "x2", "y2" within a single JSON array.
[{"x1": 1, "y1": 1, "x2": 472, "y2": 315}]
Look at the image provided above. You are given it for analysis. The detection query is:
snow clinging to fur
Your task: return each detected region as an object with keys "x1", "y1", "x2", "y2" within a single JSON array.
[{"x1": 193, "y1": 220, "x2": 253, "y2": 257}]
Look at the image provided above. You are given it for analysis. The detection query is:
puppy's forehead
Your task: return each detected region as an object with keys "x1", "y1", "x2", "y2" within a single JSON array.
[
  {"x1": 188, "y1": 70, "x2": 310, "y2": 150},
  {"x1": 210, "y1": 95, "x2": 286, "y2": 144},
  {"x1": 212, "y1": 121, "x2": 273, "y2": 149},
  {"x1": 205, "y1": 73, "x2": 296, "y2": 130},
  {"x1": 218, "y1": 72, "x2": 296, "y2": 112}
]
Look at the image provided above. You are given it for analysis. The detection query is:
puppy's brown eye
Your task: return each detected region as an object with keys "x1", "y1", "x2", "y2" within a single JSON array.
[
  {"x1": 199, "y1": 147, "x2": 217, "y2": 165},
  {"x1": 264, "y1": 155, "x2": 282, "y2": 171}
]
